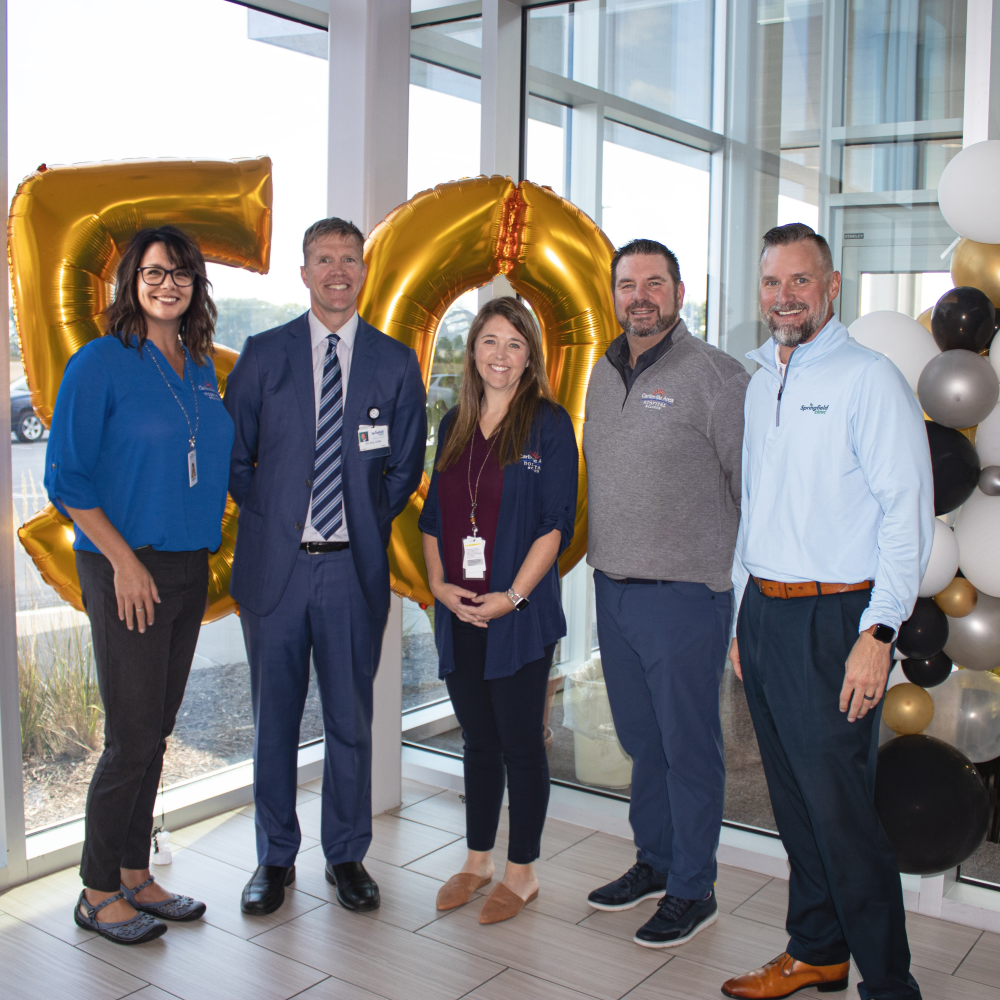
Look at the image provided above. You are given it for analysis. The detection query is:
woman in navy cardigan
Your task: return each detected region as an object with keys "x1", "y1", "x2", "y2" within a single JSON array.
[{"x1": 419, "y1": 297, "x2": 578, "y2": 925}]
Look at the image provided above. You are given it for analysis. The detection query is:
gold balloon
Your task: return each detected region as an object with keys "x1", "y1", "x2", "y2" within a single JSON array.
[
  {"x1": 883, "y1": 682, "x2": 935, "y2": 735},
  {"x1": 359, "y1": 176, "x2": 615, "y2": 605},
  {"x1": 9, "y1": 157, "x2": 272, "y2": 622},
  {"x1": 917, "y1": 307, "x2": 933, "y2": 333},
  {"x1": 951, "y1": 237, "x2": 1000, "y2": 308},
  {"x1": 933, "y1": 576, "x2": 979, "y2": 617}
]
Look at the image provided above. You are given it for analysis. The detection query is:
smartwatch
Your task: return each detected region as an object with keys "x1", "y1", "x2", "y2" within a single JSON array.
[
  {"x1": 506, "y1": 588, "x2": 529, "y2": 611},
  {"x1": 870, "y1": 623, "x2": 896, "y2": 644}
]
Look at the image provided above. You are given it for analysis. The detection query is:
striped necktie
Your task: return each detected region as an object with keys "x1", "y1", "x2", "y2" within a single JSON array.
[{"x1": 309, "y1": 333, "x2": 344, "y2": 539}]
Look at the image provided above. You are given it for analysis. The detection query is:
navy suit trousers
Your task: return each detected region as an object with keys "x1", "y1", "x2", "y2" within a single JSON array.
[
  {"x1": 241, "y1": 548, "x2": 387, "y2": 867},
  {"x1": 737, "y1": 583, "x2": 921, "y2": 1000},
  {"x1": 594, "y1": 572, "x2": 732, "y2": 899}
]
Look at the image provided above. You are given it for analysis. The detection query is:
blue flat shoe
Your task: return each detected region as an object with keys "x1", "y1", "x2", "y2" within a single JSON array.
[
  {"x1": 74, "y1": 890, "x2": 167, "y2": 944},
  {"x1": 121, "y1": 876, "x2": 206, "y2": 921}
]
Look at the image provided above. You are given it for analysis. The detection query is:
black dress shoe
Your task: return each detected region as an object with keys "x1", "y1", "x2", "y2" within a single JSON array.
[
  {"x1": 241, "y1": 865, "x2": 295, "y2": 915},
  {"x1": 325, "y1": 861, "x2": 380, "y2": 912}
]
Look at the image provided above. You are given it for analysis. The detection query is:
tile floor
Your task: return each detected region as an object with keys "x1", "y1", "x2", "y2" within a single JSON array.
[{"x1": 2, "y1": 776, "x2": 998, "y2": 1000}]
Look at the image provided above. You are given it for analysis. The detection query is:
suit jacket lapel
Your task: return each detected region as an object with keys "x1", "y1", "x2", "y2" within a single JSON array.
[
  {"x1": 346, "y1": 318, "x2": 380, "y2": 427},
  {"x1": 284, "y1": 312, "x2": 317, "y2": 440}
]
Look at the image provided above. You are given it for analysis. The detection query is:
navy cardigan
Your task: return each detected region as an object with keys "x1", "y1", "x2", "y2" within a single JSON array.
[{"x1": 418, "y1": 401, "x2": 579, "y2": 680}]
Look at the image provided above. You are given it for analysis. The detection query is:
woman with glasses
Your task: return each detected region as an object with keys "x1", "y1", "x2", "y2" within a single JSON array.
[
  {"x1": 45, "y1": 226, "x2": 234, "y2": 944},
  {"x1": 419, "y1": 297, "x2": 578, "y2": 924}
]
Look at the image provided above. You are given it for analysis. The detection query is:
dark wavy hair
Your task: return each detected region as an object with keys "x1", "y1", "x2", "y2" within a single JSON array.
[
  {"x1": 104, "y1": 226, "x2": 217, "y2": 364},
  {"x1": 436, "y1": 297, "x2": 556, "y2": 471}
]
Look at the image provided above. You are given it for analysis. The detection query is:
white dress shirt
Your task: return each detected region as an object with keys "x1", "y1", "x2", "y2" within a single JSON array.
[{"x1": 301, "y1": 309, "x2": 358, "y2": 543}]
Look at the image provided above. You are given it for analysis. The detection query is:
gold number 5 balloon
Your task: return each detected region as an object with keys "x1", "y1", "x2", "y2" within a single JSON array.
[
  {"x1": 8, "y1": 157, "x2": 272, "y2": 623},
  {"x1": 360, "y1": 176, "x2": 615, "y2": 606}
]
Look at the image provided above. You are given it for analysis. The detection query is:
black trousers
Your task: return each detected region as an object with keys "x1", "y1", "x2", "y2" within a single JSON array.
[
  {"x1": 447, "y1": 615, "x2": 554, "y2": 864},
  {"x1": 77, "y1": 547, "x2": 208, "y2": 892},
  {"x1": 737, "y1": 584, "x2": 921, "y2": 1000}
]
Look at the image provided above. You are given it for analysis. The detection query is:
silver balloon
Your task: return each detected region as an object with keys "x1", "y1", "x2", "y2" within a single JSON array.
[
  {"x1": 917, "y1": 349, "x2": 999, "y2": 428},
  {"x1": 925, "y1": 670, "x2": 1000, "y2": 762},
  {"x1": 979, "y1": 465, "x2": 1000, "y2": 495},
  {"x1": 944, "y1": 591, "x2": 1000, "y2": 670}
]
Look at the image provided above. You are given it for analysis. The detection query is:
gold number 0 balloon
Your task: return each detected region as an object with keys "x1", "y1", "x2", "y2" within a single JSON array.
[
  {"x1": 8, "y1": 157, "x2": 273, "y2": 623},
  {"x1": 359, "y1": 176, "x2": 616, "y2": 606}
]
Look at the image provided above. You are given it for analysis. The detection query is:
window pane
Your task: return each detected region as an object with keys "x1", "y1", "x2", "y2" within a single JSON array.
[
  {"x1": 841, "y1": 139, "x2": 962, "y2": 193},
  {"x1": 9, "y1": 0, "x2": 327, "y2": 833},
  {"x1": 844, "y1": 0, "x2": 966, "y2": 126},
  {"x1": 602, "y1": 122, "x2": 711, "y2": 338}
]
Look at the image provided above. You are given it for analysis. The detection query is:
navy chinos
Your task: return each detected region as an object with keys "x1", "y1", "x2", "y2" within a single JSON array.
[
  {"x1": 594, "y1": 572, "x2": 733, "y2": 901},
  {"x1": 737, "y1": 583, "x2": 921, "y2": 1000}
]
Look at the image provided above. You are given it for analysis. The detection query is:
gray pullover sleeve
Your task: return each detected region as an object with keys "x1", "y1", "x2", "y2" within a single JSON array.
[{"x1": 709, "y1": 370, "x2": 751, "y2": 513}]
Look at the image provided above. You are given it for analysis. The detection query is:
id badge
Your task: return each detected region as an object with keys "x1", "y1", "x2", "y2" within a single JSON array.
[
  {"x1": 462, "y1": 535, "x2": 486, "y2": 580},
  {"x1": 187, "y1": 449, "x2": 198, "y2": 488},
  {"x1": 358, "y1": 424, "x2": 389, "y2": 451}
]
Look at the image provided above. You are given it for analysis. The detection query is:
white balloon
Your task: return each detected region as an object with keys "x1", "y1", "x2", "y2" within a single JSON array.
[
  {"x1": 925, "y1": 670, "x2": 1000, "y2": 762},
  {"x1": 991, "y1": 337, "x2": 1000, "y2": 384},
  {"x1": 938, "y1": 140, "x2": 1000, "y2": 244},
  {"x1": 848, "y1": 311, "x2": 940, "y2": 393},
  {"x1": 954, "y1": 490, "x2": 1000, "y2": 597},
  {"x1": 976, "y1": 400, "x2": 1000, "y2": 466},
  {"x1": 918, "y1": 518, "x2": 960, "y2": 598}
]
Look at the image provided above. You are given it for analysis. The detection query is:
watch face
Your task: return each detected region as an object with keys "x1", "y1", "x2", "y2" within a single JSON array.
[
  {"x1": 873, "y1": 624, "x2": 896, "y2": 643},
  {"x1": 515, "y1": 598, "x2": 529, "y2": 610}
]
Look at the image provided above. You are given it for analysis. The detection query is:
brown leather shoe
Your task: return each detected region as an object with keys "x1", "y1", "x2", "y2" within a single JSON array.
[
  {"x1": 721, "y1": 953, "x2": 850, "y2": 998},
  {"x1": 435, "y1": 873, "x2": 492, "y2": 911},
  {"x1": 478, "y1": 882, "x2": 538, "y2": 924}
]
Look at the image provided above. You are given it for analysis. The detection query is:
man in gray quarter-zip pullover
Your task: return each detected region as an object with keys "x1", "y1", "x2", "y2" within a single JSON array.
[{"x1": 581, "y1": 239, "x2": 749, "y2": 950}]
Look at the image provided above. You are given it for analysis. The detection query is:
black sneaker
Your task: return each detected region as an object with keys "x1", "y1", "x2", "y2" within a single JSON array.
[
  {"x1": 633, "y1": 889, "x2": 718, "y2": 948},
  {"x1": 587, "y1": 856, "x2": 668, "y2": 911}
]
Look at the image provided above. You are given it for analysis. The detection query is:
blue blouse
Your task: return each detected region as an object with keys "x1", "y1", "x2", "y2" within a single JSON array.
[
  {"x1": 419, "y1": 401, "x2": 579, "y2": 680},
  {"x1": 45, "y1": 335, "x2": 235, "y2": 553}
]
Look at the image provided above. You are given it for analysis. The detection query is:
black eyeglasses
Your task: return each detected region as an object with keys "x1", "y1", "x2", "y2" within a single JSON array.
[{"x1": 138, "y1": 266, "x2": 197, "y2": 287}]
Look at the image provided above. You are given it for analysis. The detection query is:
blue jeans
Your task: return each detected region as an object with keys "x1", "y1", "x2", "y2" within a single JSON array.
[{"x1": 594, "y1": 572, "x2": 732, "y2": 900}]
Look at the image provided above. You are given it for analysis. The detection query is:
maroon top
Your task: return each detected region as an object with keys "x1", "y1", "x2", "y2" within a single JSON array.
[{"x1": 437, "y1": 424, "x2": 505, "y2": 603}]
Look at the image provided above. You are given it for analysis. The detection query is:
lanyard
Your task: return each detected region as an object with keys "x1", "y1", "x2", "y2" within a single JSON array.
[
  {"x1": 466, "y1": 428, "x2": 497, "y2": 538},
  {"x1": 148, "y1": 343, "x2": 200, "y2": 449}
]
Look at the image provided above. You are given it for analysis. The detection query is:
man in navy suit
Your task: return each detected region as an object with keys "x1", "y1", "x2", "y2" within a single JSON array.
[{"x1": 224, "y1": 218, "x2": 426, "y2": 915}]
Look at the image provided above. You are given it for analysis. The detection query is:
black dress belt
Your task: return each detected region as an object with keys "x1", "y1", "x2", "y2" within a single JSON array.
[{"x1": 300, "y1": 541, "x2": 350, "y2": 553}]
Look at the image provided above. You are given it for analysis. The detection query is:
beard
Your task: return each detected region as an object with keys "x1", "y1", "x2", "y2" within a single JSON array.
[
  {"x1": 764, "y1": 294, "x2": 830, "y2": 347},
  {"x1": 619, "y1": 296, "x2": 679, "y2": 339}
]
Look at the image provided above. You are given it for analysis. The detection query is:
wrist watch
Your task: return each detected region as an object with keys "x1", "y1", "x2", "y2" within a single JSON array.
[
  {"x1": 506, "y1": 588, "x2": 529, "y2": 611},
  {"x1": 869, "y1": 623, "x2": 896, "y2": 644}
]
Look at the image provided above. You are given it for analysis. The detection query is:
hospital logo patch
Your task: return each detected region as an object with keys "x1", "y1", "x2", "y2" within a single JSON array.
[
  {"x1": 641, "y1": 388, "x2": 673, "y2": 411},
  {"x1": 801, "y1": 403, "x2": 829, "y2": 414},
  {"x1": 198, "y1": 384, "x2": 222, "y2": 401},
  {"x1": 520, "y1": 451, "x2": 542, "y2": 473}
]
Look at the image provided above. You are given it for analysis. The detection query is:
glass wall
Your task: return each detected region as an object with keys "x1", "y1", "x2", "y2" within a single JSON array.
[
  {"x1": 8, "y1": 0, "x2": 328, "y2": 834},
  {"x1": 404, "y1": 15, "x2": 483, "y2": 712}
]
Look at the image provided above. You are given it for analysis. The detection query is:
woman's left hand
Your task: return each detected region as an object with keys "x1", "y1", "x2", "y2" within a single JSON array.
[{"x1": 467, "y1": 591, "x2": 515, "y2": 623}]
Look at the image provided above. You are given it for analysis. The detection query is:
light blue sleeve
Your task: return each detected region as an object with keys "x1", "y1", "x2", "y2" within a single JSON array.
[
  {"x1": 851, "y1": 359, "x2": 935, "y2": 633},
  {"x1": 44, "y1": 344, "x2": 113, "y2": 514}
]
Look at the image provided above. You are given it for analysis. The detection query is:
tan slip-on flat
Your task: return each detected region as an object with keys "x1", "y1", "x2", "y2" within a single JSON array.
[
  {"x1": 436, "y1": 873, "x2": 493, "y2": 911},
  {"x1": 478, "y1": 882, "x2": 539, "y2": 924}
]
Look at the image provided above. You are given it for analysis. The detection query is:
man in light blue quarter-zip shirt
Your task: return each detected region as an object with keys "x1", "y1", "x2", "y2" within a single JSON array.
[{"x1": 721, "y1": 224, "x2": 933, "y2": 1000}]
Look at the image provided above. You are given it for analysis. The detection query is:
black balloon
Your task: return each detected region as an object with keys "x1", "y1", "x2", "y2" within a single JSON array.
[
  {"x1": 901, "y1": 651, "x2": 953, "y2": 688},
  {"x1": 931, "y1": 286, "x2": 997, "y2": 353},
  {"x1": 926, "y1": 421, "x2": 981, "y2": 515},
  {"x1": 897, "y1": 597, "x2": 949, "y2": 659},
  {"x1": 875, "y1": 734, "x2": 989, "y2": 875}
]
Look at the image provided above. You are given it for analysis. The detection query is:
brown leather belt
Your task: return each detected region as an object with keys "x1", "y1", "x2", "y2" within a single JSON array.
[{"x1": 752, "y1": 577, "x2": 873, "y2": 599}]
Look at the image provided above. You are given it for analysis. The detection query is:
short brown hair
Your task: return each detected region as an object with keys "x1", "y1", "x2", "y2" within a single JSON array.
[
  {"x1": 436, "y1": 297, "x2": 556, "y2": 471},
  {"x1": 104, "y1": 226, "x2": 216, "y2": 365},
  {"x1": 303, "y1": 217, "x2": 365, "y2": 259},
  {"x1": 611, "y1": 239, "x2": 681, "y2": 290},
  {"x1": 760, "y1": 223, "x2": 833, "y2": 274}
]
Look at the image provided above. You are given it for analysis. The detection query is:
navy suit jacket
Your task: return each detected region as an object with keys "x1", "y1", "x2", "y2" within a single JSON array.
[{"x1": 224, "y1": 311, "x2": 427, "y2": 619}]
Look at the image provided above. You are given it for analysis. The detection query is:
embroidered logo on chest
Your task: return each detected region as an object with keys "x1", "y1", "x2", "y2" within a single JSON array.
[
  {"x1": 800, "y1": 403, "x2": 829, "y2": 414},
  {"x1": 198, "y1": 384, "x2": 222, "y2": 401},
  {"x1": 641, "y1": 388, "x2": 674, "y2": 411},
  {"x1": 520, "y1": 451, "x2": 542, "y2": 473}
]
